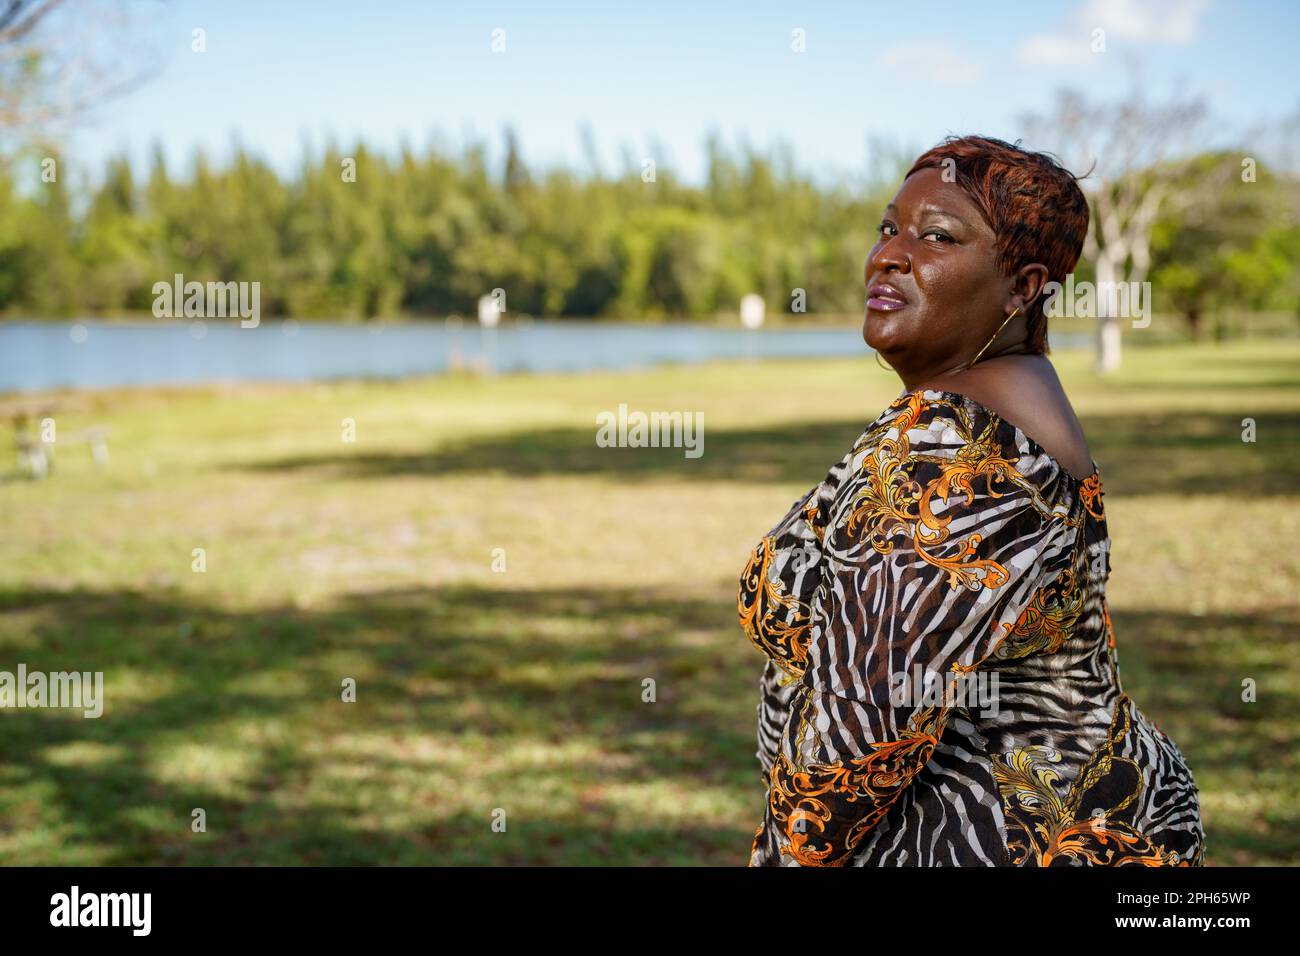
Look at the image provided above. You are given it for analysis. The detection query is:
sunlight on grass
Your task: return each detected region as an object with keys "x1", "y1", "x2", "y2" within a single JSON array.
[{"x1": 1, "y1": 338, "x2": 1297, "y2": 864}]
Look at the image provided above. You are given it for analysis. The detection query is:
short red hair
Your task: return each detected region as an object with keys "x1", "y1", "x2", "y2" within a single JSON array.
[{"x1": 905, "y1": 135, "x2": 1090, "y2": 355}]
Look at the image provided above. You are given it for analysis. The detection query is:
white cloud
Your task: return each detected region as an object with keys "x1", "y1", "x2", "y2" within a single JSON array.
[
  {"x1": 1019, "y1": 33, "x2": 1098, "y2": 67},
  {"x1": 1018, "y1": 0, "x2": 1213, "y2": 68},
  {"x1": 880, "y1": 42, "x2": 985, "y2": 86}
]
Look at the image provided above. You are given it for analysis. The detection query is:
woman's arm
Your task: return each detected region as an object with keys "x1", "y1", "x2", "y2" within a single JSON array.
[{"x1": 755, "y1": 657, "x2": 802, "y2": 785}]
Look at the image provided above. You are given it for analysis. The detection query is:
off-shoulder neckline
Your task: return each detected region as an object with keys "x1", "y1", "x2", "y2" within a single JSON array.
[{"x1": 890, "y1": 387, "x2": 1101, "y2": 487}]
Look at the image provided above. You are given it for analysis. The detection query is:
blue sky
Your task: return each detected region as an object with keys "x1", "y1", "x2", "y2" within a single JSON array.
[{"x1": 63, "y1": 0, "x2": 1300, "y2": 185}]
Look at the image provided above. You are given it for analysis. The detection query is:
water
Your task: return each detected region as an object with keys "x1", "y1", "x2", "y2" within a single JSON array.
[{"x1": 0, "y1": 320, "x2": 1090, "y2": 392}]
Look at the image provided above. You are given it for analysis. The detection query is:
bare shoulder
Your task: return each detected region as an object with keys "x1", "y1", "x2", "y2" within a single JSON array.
[{"x1": 913, "y1": 356, "x2": 1095, "y2": 479}]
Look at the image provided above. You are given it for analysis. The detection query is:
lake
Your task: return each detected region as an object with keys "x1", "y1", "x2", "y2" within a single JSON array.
[{"x1": 0, "y1": 320, "x2": 1090, "y2": 392}]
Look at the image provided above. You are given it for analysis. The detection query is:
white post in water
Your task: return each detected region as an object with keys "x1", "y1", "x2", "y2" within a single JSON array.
[
  {"x1": 740, "y1": 293, "x2": 764, "y2": 362},
  {"x1": 477, "y1": 293, "x2": 501, "y2": 375}
]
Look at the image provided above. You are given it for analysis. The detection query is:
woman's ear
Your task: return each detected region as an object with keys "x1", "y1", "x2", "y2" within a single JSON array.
[{"x1": 1010, "y1": 263, "x2": 1050, "y2": 313}]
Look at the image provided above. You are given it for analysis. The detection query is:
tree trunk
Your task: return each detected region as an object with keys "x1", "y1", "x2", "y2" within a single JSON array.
[{"x1": 1093, "y1": 253, "x2": 1122, "y2": 374}]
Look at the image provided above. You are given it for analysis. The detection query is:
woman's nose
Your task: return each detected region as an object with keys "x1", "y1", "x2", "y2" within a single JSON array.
[{"x1": 867, "y1": 237, "x2": 909, "y2": 279}]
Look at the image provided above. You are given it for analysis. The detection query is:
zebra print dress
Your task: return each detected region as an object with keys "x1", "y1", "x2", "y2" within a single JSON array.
[{"x1": 738, "y1": 388, "x2": 1206, "y2": 867}]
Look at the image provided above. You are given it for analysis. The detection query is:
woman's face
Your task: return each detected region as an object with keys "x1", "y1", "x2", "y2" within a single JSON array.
[{"x1": 862, "y1": 165, "x2": 1013, "y2": 383}]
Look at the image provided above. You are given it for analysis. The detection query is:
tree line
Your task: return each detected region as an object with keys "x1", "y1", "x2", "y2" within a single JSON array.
[{"x1": 2, "y1": 132, "x2": 1297, "y2": 327}]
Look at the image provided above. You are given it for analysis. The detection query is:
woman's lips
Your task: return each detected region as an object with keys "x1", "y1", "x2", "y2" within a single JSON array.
[
  {"x1": 867, "y1": 295, "x2": 907, "y2": 312},
  {"x1": 867, "y1": 283, "x2": 908, "y2": 312}
]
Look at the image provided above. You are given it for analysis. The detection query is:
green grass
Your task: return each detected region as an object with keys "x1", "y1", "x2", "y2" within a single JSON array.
[{"x1": 1, "y1": 338, "x2": 1297, "y2": 865}]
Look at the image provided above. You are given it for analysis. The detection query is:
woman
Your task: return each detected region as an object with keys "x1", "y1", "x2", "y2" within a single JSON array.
[{"x1": 738, "y1": 135, "x2": 1206, "y2": 867}]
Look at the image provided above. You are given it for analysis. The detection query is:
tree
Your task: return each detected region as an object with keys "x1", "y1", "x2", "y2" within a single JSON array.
[
  {"x1": 1148, "y1": 151, "x2": 1295, "y2": 337},
  {"x1": 1022, "y1": 82, "x2": 1232, "y2": 373},
  {"x1": 0, "y1": 0, "x2": 151, "y2": 137}
]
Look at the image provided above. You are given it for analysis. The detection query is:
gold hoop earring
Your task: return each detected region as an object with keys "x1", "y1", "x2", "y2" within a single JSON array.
[
  {"x1": 874, "y1": 350, "x2": 893, "y2": 372},
  {"x1": 965, "y1": 306, "x2": 1020, "y2": 370}
]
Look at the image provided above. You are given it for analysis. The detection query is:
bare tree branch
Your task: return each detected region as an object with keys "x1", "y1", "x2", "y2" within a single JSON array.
[
  {"x1": 0, "y1": 0, "x2": 67, "y2": 41},
  {"x1": 0, "y1": 0, "x2": 158, "y2": 136},
  {"x1": 1020, "y1": 77, "x2": 1212, "y2": 372}
]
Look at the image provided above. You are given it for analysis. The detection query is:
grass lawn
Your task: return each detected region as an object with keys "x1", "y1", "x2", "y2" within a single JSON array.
[{"x1": 1, "y1": 338, "x2": 1297, "y2": 865}]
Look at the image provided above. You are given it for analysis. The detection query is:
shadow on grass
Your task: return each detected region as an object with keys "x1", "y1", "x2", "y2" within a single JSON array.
[
  {"x1": 237, "y1": 409, "x2": 1300, "y2": 497},
  {"x1": 0, "y1": 583, "x2": 762, "y2": 865},
  {"x1": 0, "y1": 586, "x2": 1293, "y2": 864}
]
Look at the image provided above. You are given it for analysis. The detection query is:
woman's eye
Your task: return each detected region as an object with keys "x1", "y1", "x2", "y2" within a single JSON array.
[
  {"x1": 924, "y1": 230, "x2": 953, "y2": 243},
  {"x1": 877, "y1": 222, "x2": 896, "y2": 237}
]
